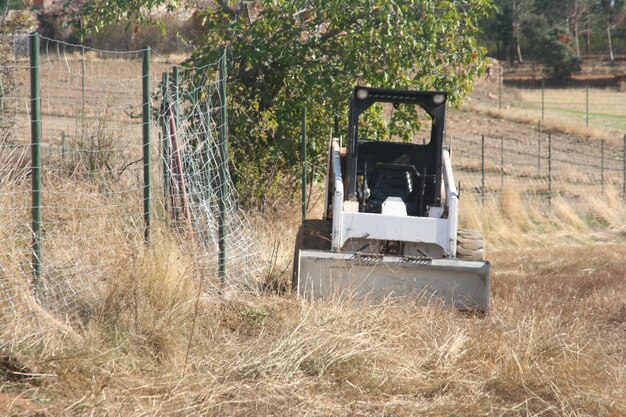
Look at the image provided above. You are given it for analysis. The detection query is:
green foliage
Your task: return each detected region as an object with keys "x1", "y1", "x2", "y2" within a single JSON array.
[
  {"x1": 536, "y1": 27, "x2": 582, "y2": 80},
  {"x1": 1, "y1": 0, "x2": 28, "y2": 10},
  {"x1": 85, "y1": 16, "x2": 196, "y2": 53},
  {"x1": 67, "y1": 0, "x2": 182, "y2": 39},
  {"x1": 188, "y1": 0, "x2": 493, "y2": 206},
  {"x1": 482, "y1": 0, "x2": 626, "y2": 62},
  {"x1": 76, "y1": 0, "x2": 493, "y2": 207}
]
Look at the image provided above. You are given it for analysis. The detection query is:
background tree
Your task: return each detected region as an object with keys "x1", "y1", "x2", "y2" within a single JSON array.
[
  {"x1": 594, "y1": 0, "x2": 625, "y2": 62},
  {"x1": 535, "y1": 27, "x2": 583, "y2": 79},
  {"x1": 481, "y1": 0, "x2": 626, "y2": 63},
  {"x1": 534, "y1": 0, "x2": 593, "y2": 57},
  {"x1": 481, "y1": 0, "x2": 533, "y2": 62}
]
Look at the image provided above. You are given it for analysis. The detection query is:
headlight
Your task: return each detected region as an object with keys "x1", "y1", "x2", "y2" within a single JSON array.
[
  {"x1": 433, "y1": 94, "x2": 445, "y2": 105},
  {"x1": 356, "y1": 88, "x2": 369, "y2": 100}
]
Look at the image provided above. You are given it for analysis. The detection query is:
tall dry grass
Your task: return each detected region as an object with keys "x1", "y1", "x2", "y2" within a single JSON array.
[
  {"x1": 0, "y1": 174, "x2": 624, "y2": 415},
  {"x1": 1, "y1": 239, "x2": 624, "y2": 416},
  {"x1": 459, "y1": 184, "x2": 626, "y2": 249}
]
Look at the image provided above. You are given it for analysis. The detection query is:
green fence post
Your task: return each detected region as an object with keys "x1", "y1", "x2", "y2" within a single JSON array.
[
  {"x1": 142, "y1": 47, "x2": 151, "y2": 242},
  {"x1": 173, "y1": 66, "x2": 180, "y2": 134},
  {"x1": 30, "y1": 32, "x2": 43, "y2": 299},
  {"x1": 61, "y1": 130, "x2": 65, "y2": 161},
  {"x1": 218, "y1": 47, "x2": 229, "y2": 286},
  {"x1": 548, "y1": 132, "x2": 552, "y2": 207},
  {"x1": 498, "y1": 66, "x2": 502, "y2": 110},
  {"x1": 500, "y1": 137, "x2": 504, "y2": 189},
  {"x1": 301, "y1": 106, "x2": 307, "y2": 220},
  {"x1": 0, "y1": 76, "x2": 4, "y2": 120},
  {"x1": 481, "y1": 135, "x2": 485, "y2": 204},
  {"x1": 81, "y1": 46, "x2": 86, "y2": 116}
]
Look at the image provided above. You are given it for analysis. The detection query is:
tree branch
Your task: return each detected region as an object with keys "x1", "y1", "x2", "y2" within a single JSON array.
[{"x1": 216, "y1": 0, "x2": 238, "y2": 18}]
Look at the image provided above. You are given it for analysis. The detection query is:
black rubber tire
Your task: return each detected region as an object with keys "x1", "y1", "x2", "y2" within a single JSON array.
[
  {"x1": 456, "y1": 230, "x2": 485, "y2": 261},
  {"x1": 292, "y1": 220, "x2": 332, "y2": 290}
]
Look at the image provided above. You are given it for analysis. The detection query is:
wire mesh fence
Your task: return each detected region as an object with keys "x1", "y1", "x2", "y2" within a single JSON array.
[
  {"x1": 0, "y1": 34, "x2": 158, "y2": 329},
  {"x1": 158, "y1": 55, "x2": 262, "y2": 289},
  {"x1": 473, "y1": 64, "x2": 626, "y2": 132},
  {"x1": 450, "y1": 132, "x2": 625, "y2": 202},
  {"x1": 0, "y1": 34, "x2": 261, "y2": 335}
]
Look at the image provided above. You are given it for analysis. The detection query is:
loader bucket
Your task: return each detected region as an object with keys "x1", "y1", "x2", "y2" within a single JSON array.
[{"x1": 295, "y1": 249, "x2": 490, "y2": 313}]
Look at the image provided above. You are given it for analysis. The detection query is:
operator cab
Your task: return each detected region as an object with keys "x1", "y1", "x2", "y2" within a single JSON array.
[{"x1": 345, "y1": 86, "x2": 447, "y2": 217}]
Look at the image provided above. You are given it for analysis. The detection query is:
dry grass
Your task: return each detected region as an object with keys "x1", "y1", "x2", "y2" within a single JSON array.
[
  {"x1": 0, "y1": 179, "x2": 624, "y2": 416},
  {"x1": 2, "y1": 150, "x2": 624, "y2": 417},
  {"x1": 463, "y1": 103, "x2": 618, "y2": 144},
  {"x1": 458, "y1": 184, "x2": 626, "y2": 249},
  {"x1": 0, "y1": 238, "x2": 624, "y2": 416}
]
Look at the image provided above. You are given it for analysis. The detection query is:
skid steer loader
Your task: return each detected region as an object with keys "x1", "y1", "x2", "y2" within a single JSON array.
[{"x1": 292, "y1": 86, "x2": 490, "y2": 313}]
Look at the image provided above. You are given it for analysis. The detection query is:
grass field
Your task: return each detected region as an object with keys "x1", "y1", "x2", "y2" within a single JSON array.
[
  {"x1": 1, "y1": 50, "x2": 625, "y2": 415},
  {"x1": 0, "y1": 226, "x2": 624, "y2": 416},
  {"x1": 514, "y1": 87, "x2": 626, "y2": 132}
]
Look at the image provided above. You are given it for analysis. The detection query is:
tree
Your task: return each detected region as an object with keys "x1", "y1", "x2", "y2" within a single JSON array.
[
  {"x1": 77, "y1": 0, "x2": 494, "y2": 206},
  {"x1": 594, "y1": 0, "x2": 625, "y2": 62},
  {"x1": 66, "y1": 0, "x2": 181, "y2": 33},
  {"x1": 483, "y1": 0, "x2": 533, "y2": 62},
  {"x1": 534, "y1": 0, "x2": 593, "y2": 57},
  {"x1": 536, "y1": 27, "x2": 582, "y2": 79},
  {"x1": 1, "y1": 1, "x2": 33, "y2": 144}
]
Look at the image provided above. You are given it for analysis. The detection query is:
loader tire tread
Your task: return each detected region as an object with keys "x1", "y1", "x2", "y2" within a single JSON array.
[
  {"x1": 456, "y1": 229, "x2": 485, "y2": 261},
  {"x1": 292, "y1": 220, "x2": 332, "y2": 290}
]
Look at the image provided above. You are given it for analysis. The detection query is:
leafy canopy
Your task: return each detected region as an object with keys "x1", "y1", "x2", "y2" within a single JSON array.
[{"x1": 78, "y1": 0, "x2": 494, "y2": 206}]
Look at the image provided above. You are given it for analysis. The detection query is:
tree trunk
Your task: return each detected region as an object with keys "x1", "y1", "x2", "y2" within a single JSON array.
[
  {"x1": 607, "y1": 22, "x2": 614, "y2": 62},
  {"x1": 516, "y1": 41, "x2": 523, "y2": 63},
  {"x1": 573, "y1": 14, "x2": 580, "y2": 57},
  {"x1": 585, "y1": 16, "x2": 591, "y2": 55}
]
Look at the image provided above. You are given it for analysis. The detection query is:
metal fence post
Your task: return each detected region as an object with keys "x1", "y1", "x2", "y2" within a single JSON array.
[
  {"x1": 0, "y1": 76, "x2": 4, "y2": 120},
  {"x1": 541, "y1": 78, "x2": 545, "y2": 120},
  {"x1": 61, "y1": 131, "x2": 66, "y2": 161},
  {"x1": 30, "y1": 32, "x2": 43, "y2": 299},
  {"x1": 585, "y1": 85, "x2": 589, "y2": 127},
  {"x1": 623, "y1": 134, "x2": 626, "y2": 202},
  {"x1": 537, "y1": 120, "x2": 541, "y2": 175},
  {"x1": 173, "y1": 66, "x2": 180, "y2": 132},
  {"x1": 142, "y1": 47, "x2": 151, "y2": 242},
  {"x1": 81, "y1": 46, "x2": 86, "y2": 116},
  {"x1": 218, "y1": 47, "x2": 229, "y2": 286},
  {"x1": 481, "y1": 135, "x2": 485, "y2": 203},
  {"x1": 548, "y1": 132, "x2": 552, "y2": 207},
  {"x1": 161, "y1": 72, "x2": 171, "y2": 216},
  {"x1": 498, "y1": 66, "x2": 502, "y2": 110},
  {"x1": 301, "y1": 106, "x2": 307, "y2": 220},
  {"x1": 500, "y1": 137, "x2": 504, "y2": 189},
  {"x1": 601, "y1": 139, "x2": 605, "y2": 193}
]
